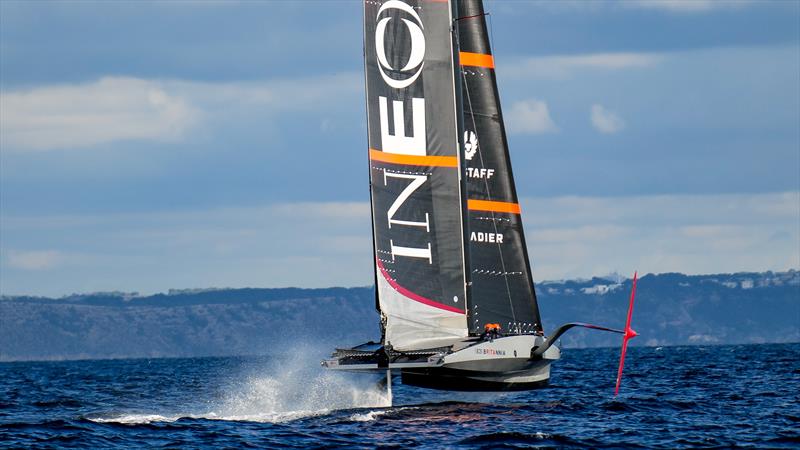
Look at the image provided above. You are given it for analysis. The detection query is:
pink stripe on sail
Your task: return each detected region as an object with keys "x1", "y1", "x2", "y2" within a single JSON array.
[{"x1": 376, "y1": 258, "x2": 464, "y2": 314}]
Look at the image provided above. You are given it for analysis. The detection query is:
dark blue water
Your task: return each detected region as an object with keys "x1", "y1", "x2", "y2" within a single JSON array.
[{"x1": 1, "y1": 344, "x2": 798, "y2": 449}]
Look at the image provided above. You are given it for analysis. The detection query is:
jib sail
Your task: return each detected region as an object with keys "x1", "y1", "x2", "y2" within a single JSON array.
[
  {"x1": 457, "y1": 0, "x2": 544, "y2": 334},
  {"x1": 364, "y1": 0, "x2": 469, "y2": 351}
]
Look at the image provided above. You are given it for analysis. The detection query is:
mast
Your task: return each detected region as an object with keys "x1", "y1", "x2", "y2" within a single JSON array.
[
  {"x1": 364, "y1": 0, "x2": 469, "y2": 351},
  {"x1": 362, "y1": 1, "x2": 382, "y2": 323},
  {"x1": 456, "y1": 0, "x2": 544, "y2": 334}
]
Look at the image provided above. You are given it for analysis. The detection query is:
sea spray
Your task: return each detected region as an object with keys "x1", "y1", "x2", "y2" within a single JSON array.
[
  {"x1": 211, "y1": 348, "x2": 391, "y2": 422},
  {"x1": 91, "y1": 343, "x2": 391, "y2": 424}
]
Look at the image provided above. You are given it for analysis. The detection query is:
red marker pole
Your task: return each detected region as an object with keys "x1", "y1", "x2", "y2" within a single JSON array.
[{"x1": 615, "y1": 271, "x2": 639, "y2": 396}]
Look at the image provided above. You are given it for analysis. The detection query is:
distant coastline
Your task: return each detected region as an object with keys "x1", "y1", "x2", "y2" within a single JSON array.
[{"x1": 2, "y1": 270, "x2": 798, "y2": 362}]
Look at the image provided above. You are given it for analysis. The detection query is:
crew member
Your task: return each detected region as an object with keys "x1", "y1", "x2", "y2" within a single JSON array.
[{"x1": 482, "y1": 323, "x2": 502, "y2": 341}]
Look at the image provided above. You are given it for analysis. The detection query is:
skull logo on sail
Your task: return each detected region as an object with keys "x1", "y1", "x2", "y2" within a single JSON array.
[
  {"x1": 375, "y1": 1, "x2": 426, "y2": 89},
  {"x1": 464, "y1": 130, "x2": 479, "y2": 160}
]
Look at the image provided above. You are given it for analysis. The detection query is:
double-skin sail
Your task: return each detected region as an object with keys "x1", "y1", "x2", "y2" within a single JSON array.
[
  {"x1": 364, "y1": 0, "x2": 543, "y2": 351},
  {"x1": 364, "y1": 0, "x2": 469, "y2": 351}
]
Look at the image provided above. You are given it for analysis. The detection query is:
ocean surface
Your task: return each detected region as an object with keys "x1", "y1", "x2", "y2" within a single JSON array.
[{"x1": 1, "y1": 343, "x2": 798, "y2": 449}]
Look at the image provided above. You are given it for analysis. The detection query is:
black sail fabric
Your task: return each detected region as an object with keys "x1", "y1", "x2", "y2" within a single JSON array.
[
  {"x1": 364, "y1": 0, "x2": 468, "y2": 350},
  {"x1": 457, "y1": 0, "x2": 544, "y2": 334}
]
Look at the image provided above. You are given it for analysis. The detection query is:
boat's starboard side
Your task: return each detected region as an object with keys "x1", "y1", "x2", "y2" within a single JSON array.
[{"x1": 322, "y1": 334, "x2": 560, "y2": 391}]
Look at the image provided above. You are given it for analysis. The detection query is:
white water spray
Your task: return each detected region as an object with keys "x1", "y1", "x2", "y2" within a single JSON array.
[
  {"x1": 209, "y1": 355, "x2": 390, "y2": 422},
  {"x1": 91, "y1": 344, "x2": 391, "y2": 424}
]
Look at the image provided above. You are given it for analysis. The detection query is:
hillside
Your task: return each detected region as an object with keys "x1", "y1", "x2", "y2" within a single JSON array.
[{"x1": 1, "y1": 271, "x2": 797, "y2": 361}]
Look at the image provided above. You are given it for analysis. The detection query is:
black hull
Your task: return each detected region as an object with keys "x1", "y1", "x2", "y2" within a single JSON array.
[{"x1": 401, "y1": 368, "x2": 550, "y2": 392}]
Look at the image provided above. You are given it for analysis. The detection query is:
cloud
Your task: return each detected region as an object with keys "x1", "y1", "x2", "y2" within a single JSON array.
[
  {"x1": 2, "y1": 192, "x2": 798, "y2": 296},
  {"x1": 626, "y1": 0, "x2": 753, "y2": 13},
  {"x1": 504, "y1": 52, "x2": 662, "y2": 80},
  {"x1": 506, "y1": 99, "x2": 559, "y2": 134},
  {"x1": 0, "y1": 201, "x2": 373, "y2": 295},
  {"x1": 590, "y1": 104, "x2": 625, "y2": 134},
  {"x1": 168, "y1": 73, "x2": 359, "y2": 111},
  {"x1": 0, "y1": 73, "x2": 360, "y2": 151},
  {"x1": 521, "y1": 192, "x2": 800, "y2": 281},
  {"x1": 6, "y1": 250, "x2": 63, "y2": 270},
  {"x1": 0, "y1": 77, "x2": 200, "y2": 151}
]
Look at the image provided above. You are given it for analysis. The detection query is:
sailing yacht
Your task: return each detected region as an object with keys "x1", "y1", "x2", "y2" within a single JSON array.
[{"x1": 323, "y1": 0, "x2": 636, "y2": 392}]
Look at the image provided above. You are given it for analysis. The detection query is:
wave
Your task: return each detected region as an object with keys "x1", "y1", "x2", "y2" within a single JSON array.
[
  {"x1": 348, "y1": 409, "x2": 392, "y2": 422},
  {"x1": 88, "y1": 410, "x2": 331, "y2": 425}
]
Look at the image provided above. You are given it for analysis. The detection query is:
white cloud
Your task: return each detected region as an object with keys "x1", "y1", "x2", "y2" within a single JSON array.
[
  {"x1": 6, "y1": 250, "x2": 63, "y2": 270},
  {"x1": 504, "y1": 52, "x2": 661, "y2": 80},
  {"x1": 2, "y1": 192, "x2": 798, "y2": 296},
  {"x1": 626, "y1": 0, "x2": 753, "y2": 13},
  {"x1": 590, "y1": 104, "x2": 625, "y2": 134},
  {"x1": 522, "y1": 192, "x2": 800, "y2": 281},
  {"x1": 506, "y1": 99, "x2": 559, "y2": 134},
  {"x1": 169, "y1": 73, "x2": 359, "y2": 111},
  {"x1": 270, "y1": 201, "x2": 369, "y2": 221},
  {"x1": 0, "y1": 77, "x2": 200, "y2": 151},
  {"x1": 0, "y1": 201, "x2": 373, "y2": 295},
  {"x1": 0, "y1": 73, "x2": 360, "y2": 151}
]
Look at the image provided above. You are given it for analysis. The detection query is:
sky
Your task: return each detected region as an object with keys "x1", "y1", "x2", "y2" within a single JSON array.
[{"x1": 1, "y1": 0, "x2": 798, "y2": 297}]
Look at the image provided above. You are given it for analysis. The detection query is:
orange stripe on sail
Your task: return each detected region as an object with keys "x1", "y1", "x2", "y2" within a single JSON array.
[
  {"x1": 467, "y1": 199, "x2": 521, "y2": 214},
  {"x1": 369, "y1": 149, "x2": 458, "y2": 168},
  {"x1": 459, "y1": 52, "x2": 495, "y2": 69}
]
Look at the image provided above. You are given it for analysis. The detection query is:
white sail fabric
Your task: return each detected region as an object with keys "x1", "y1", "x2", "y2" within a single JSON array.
[{"x1": 377, "y1": 273, "x2": 467, "y2": 351}]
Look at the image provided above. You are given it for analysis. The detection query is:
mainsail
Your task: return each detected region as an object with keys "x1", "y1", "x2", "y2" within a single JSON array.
[
  {"x1": 456, "y1": 0, "x2": 544, "y2": 334},
  {"x1": 364, "y1": 0, "x2": 469, "y2": 351},
  {"x1": 329, "y1": 1, "x2": 635, "y2": 393}
]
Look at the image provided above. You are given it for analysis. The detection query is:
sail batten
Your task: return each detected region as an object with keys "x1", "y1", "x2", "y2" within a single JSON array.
[
  {"x1": 467, "y1": 199, "x2": 521, "y2": 214},
  {"x1": 459, "y1": 51, "x2": 495, "y2": 68},
  {"x1": 369, "y1": 148, "x2": 459, "y2": 167}
]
